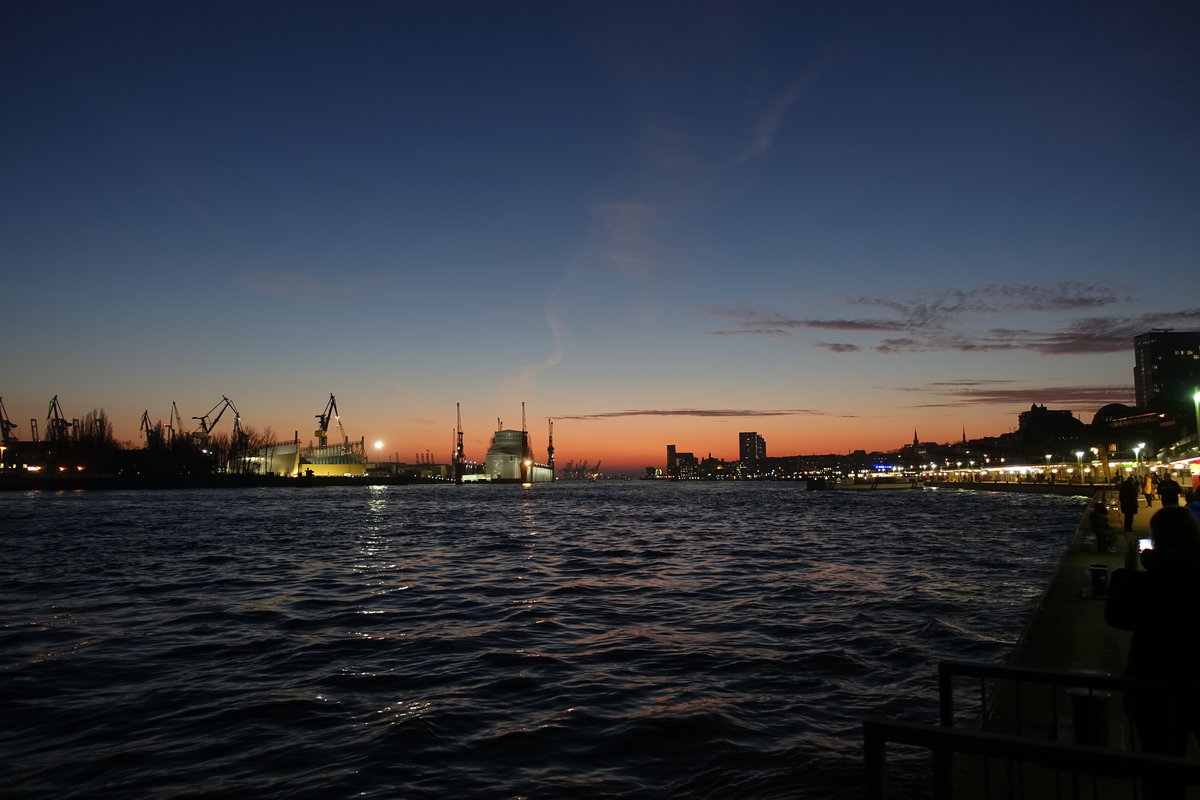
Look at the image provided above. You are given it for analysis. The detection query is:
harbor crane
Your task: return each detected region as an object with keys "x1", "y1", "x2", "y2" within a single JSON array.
[
  {"x1": 140, "y1": 410, "x2": 163, "y2": 449},
  {"x1": 168, "y1": 402, "x2": 185, "y2": 443},
  {"x1": 45, "y1": 395, "x2": 73, "y2": 442},
  {"x1": 314, "y1": 394, "x2": 347, "y2": 447},
  {"x1": 191, "y1": 396, "x2": 239, "y2": 442},
  {"x1": 0, "y1": 397, "x2": 17, "y2": 444},
  {"x1": 454, "y1": 402, "x2": 465, "y2": 484}
]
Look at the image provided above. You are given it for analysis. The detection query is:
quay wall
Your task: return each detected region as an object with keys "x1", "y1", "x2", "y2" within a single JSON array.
[{"x1": 924, "y1": 480, "x2": 1102, "y2": 499}]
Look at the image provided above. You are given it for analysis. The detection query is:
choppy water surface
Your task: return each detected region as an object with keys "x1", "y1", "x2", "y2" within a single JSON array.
[{"x1": 0, "y1": 482, "x2": 1084, "y2": 798}]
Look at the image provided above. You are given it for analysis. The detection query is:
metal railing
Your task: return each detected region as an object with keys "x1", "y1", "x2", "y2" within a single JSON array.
[
  {"x1": 864, "y1": 718, "x2": 1200, "y2": 800},
  {"x1": 863, "y1": 661, "x2": 1200, "y2": 799}
]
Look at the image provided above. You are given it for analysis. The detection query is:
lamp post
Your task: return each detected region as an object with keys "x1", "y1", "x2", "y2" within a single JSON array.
[
  {"x1": 1075, "y1": 451, "x2": 1084, "y2": 484},
  {"x1": 1134, "y1": 443, "x2": 1144, "y2": 478},
  {"x1": 1193, "y1": 388, "x2": 1200, "y2": 452}
]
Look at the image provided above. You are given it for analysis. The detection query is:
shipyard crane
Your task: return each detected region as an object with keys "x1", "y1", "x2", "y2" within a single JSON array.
[
  {"x1": 168, "y1": 402, "x2": 185, "y2": 443},
  {"x1": 45, "y1": 395, "x2": 73, "y2": 442},
  {"x1": 314, "y1": 394, "x2": 347, "y2": 447},
  {"x1": 140, "y1": 410, "x2": 163, "y2": 449},
  {"x1": 0, "y1": 397, "x2": 17, "y2": 444},
  {"x1": 453, "y1": 402, "x2": 465, "y2": 484},
  {"x1": 191, "y1": 396, "x2": 238, "y2": 442}
]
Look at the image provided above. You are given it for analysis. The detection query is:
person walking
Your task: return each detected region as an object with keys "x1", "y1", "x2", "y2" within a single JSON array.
[
  {"x1": 1119, "y1": 477, "x2": 1140, "y2": 532},
  {"x1": 1143, "y1": 472, "x2": 1157, "y2": 507},
  {"x1": 1158, "y1": 474, "x2": 1183, "y2": 507}
]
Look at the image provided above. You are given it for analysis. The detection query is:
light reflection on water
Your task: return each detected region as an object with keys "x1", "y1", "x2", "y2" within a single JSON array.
[{"x1": 0, "y1": 482, "x2": 1084, "y2": 799}]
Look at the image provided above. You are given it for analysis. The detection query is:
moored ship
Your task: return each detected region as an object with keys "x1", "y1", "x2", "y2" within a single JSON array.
[{"x1": 833, "y1": 473, "x2": 924, "y2": 489}]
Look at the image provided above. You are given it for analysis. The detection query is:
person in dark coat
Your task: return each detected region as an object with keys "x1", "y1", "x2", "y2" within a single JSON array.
[
  {"x1": 1157, "y1": 475, "x2": 1183, "y2": 507},
  {"x1": 1105, "y1": 507, "x2": 1200, "y2": 799},
  {"x1": 1119, "y1": 477, "x2": 1140, "y2": 532}
]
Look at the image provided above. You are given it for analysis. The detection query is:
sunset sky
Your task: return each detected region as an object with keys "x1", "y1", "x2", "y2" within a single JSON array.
[{"x1": 3, "y1": 2, "x2": 1198, "y2": 472}]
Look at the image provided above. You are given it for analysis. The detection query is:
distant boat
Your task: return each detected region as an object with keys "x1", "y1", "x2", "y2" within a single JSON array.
[{"x1": 832, "y1": 475, "x2": 924, "y2": 490}]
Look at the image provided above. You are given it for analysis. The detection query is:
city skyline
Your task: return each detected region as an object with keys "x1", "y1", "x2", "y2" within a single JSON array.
[{"x1": 4, "y1": 3, "x2": 1199, "y2": 472}]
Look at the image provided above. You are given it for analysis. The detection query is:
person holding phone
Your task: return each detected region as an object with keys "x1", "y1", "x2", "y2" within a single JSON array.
[{"x1": 1106, "y1": 507, "x2": 1200, "y2": 799}]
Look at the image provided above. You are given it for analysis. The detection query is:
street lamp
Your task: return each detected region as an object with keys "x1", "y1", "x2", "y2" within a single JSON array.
[
  {"x1": 1193, "y1": 388, "x2": 1200, "y2": 451},
  {"x1": 1134, "y1": 443, "x2": 1145, "y2": 476},
  {"x1": 1075, "y1": 451, "x2": 1084, "y2": 484}
]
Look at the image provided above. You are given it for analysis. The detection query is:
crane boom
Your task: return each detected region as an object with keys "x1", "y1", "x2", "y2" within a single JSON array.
[
  {"x1": 192, "y1": 396, "x2": 238, "y2": 440},
  {"x1": 46, "y1": 395, "x2": 73, "y2": 442},
  {"x1": 454, "y1": 402, "x2": 465, "y2": 484},
  {"x1": 0, "y1": 397, "x2": 17, "y2": 444},
  {"x1": 315, "y1": 394, "x2": 341, "y2": 446}
]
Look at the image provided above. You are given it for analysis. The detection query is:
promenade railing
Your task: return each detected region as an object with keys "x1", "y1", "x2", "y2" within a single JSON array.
[{"x1": 863, "y1": 660, "x2": 1200, "y2": 799}]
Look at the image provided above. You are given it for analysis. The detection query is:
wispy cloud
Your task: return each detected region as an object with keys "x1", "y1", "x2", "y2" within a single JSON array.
[
  {"x1": 708, "y1": 282, "x2": 1200, "y2": 355},
  {"x1": 736, "y1": 78, "x2": 811, "y2": 164},
  {"x1": 595, "y1": 200, "x2": 658, "y2": 281},
  {"x1": 506, "y1": 200, "x2": 660, "y2": 392},
  {"x1": 816, "y1": 341, "x2": 861, "y2": 353},
  {"x1": 894, "y1": 382, "x2": 1134, "y2": 409},
  {"x1": 554, "y1": 407, "x2": 847, "y2": 421}
]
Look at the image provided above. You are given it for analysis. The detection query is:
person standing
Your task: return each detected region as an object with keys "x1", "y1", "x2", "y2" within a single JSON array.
[
  {"x1": 1143, "y1": 472, "x2": 1157, "y2": 507},
  {"x1": 1119, "y1": 477, "x2": 1140, "y2": 532},
  {"x1": 1105, "y1": 507, "x2": 1200, "y2": 799},
  {"x1": 1157, "y1": 474, "x2": 1183, "y2": 507},
  {"x1": 1089, "y1": 502, "x2": 1116, "y2": 552},
  {"x1": 1186, "y1": 490, "x2": 1200, "y2": 523}
]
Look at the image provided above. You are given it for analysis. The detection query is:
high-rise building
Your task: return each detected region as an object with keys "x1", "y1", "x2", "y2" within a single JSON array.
[
  {"x1": 1134, "y1": 330, "x2": 1200, "y2": 411},
  {"x1": 739, "y1": 432, "x2": 766, "y2": 463}
]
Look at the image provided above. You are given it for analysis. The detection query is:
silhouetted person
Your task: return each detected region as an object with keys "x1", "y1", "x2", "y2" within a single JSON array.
[
  {"x1": 1089, "y1": 502, "x2": 1116, "y2": 552},
  {"x1": 1157, "y1": 475, "x2": 1183, "y2": 507},
  {"x1": 1105, "y1": 507, "x2": 1200, "y2": 800},
  {"x1": 1186, "y1": 490, "x2": 1200, "y2": 524},
  {"x1": 1119, "y1": 477, "x2": 1140, "y2": 532}
]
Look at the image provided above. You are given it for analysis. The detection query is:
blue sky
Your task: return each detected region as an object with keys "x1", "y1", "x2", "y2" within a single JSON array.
[{"x1": 3, "y1": 1, "x2": 1198, "y2": 470}]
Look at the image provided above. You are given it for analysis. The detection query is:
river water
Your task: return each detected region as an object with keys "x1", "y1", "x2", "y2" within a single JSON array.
[{"x1": 0, "y1": 482, "x2": 1085, "y2": 799}]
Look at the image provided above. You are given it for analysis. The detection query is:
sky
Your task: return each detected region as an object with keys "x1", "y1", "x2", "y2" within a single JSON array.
[{"x1": 3, "y1": 1, "x2": 1199, "y2": 473}]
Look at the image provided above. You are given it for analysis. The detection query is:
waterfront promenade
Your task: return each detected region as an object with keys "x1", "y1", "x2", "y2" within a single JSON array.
[{"x1": 933, "y1": 484, "x2": 1200, "y2": 797}]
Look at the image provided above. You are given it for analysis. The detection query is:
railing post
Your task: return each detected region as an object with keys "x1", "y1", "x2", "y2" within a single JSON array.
[
  {"x1": 932, "y1": 747, "x2": 955, "y2": 800},
  {"x1": 939, "y1": 662, "x2": 955, "y2": 727},
  {"x1": 863, "y1": 721, "x2": 887, "y2": 800}
]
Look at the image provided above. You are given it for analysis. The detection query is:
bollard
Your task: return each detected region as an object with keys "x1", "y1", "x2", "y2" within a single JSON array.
[
  {"x1": 1067, "y1": 670, "x2": 1112, "y2": 746},
  {"x1": 1088, "y1": 564, "x2": 1109, "y2": 597}
]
